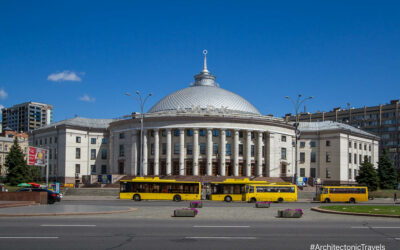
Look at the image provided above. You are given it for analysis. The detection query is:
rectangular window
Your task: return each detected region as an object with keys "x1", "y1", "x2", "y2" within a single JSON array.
[
  {"x1": 281, "y1": 148, "x2": 287, "y2": 160},
  {"x1": 199, "y1": 129, "x2": 206, "y2": 136},
  {"x1": 76, "y1": 136, "x2": 81, "y2": 143},
  {"x1": 326, "y1": 140, "x2": 331, "y2": 147},
  {"x1": 239, "y1": 144, "x2": 243, "y2": 156},
  {"x1": 354, "y1": 153, "x2": 357, "y2": 164},
  {"x1": 91, "y1": 149, "x2": 96, "y2": 160},
  {"x1": 300, "y1": 168, "x2": 305, "y2": 177},
  {"x1": 119, "y1": 133, "x2": 125, "y2": 139},
  {"x1": 354, "y1": 169, "x2": 357, "y2": 178},
  {"x1": 174, "y1": 129, "x2": 180, "y2": 137},
  {"x1": 364, "y1": 144, "x2": 367, "y2": 150},
  {"x1": 226, "y1": 130, "x2": 232, "y2": 137},
  {"x1": 311, "y1": 152, "x2": 316, "y2": 163},
  {"x1": 348, "y1": 169, "x2": 352, "y2": 179},
  {"x1": 50, "y1": 137, "x2": 52, "y2": 144},
  {"x1": 369, "y1": 145, "x2": 371, "y2": 151},
  {"x1": 359, "y1": 144, "x2": 362, "y2": 150},
  {"x1": 161, "y1": 130, "x2": 167, "y2": 137},
  {"x1": 349, "y1": 153, "x2": 352, "y2": 163},
  {"x1": 326, "y1": 152, "x2": 331, "y2": 163},
  {"x1": 354, "y1": 142, "x2": 357, "y2": 148},
  {"x1": 200, "y1": 143, "x2": 206, "y2": 154},
  {"x1": 359, "y1": 154, "x2": 362, "y2": 164},
  {"x1": 75, "y1": 148, "x2": 81, "y2": 159},
  {"x1": 300, "y1": 152, "x2": 305, "y2": 163},
  {"x1": 187, "y1": 143, "x2": 193, "y2": 155},
  {"x1": 101, "y1": 165, "x2": 107, "y2": 174},
  {"x1": 226, "y1": 144, "x2": 231, "y2": 156},
  {"x1": 251, "y1": 132, "x2": 255, "y2": 139},
  {"x1": 91, "y1": 138, "x2": 96, "y2": 144},
  {"x1": 102, "y1": 138, "x2": 107, "y2": 144},
  {"x1": 151, "y1": 143, "x2": 155, "y2": 155},
  {"x1": 162, "y1": 143, "x2": 167, "y2": 155},
  {"x1": 119, "y1": 145, "x2": 125, "y2": 157},
  {"x1": 101, "y1": 149, "x2": 107, "y2": 159},
  {"x1": 239, "y1": 131, "x2": 243, "y2": 138},
  {"x1": 75, "y1": 164, "x2": 80, "y2": 174},
  {"x1": 186, "y1": 130, "x2": 193, "y2": 137},
  {"x1": 349, "y1": 141, "x2": 351, "y2": 148},
  {"x1": 55, "y1": 137, "x2": 58, "y2": 143},
  {"x1": 300, "y1": 141, "x2": 305, "y2": 148},
  {"x1": 281, "y1": 135, "x2": 286, "y2": 142},
  {"x1": 91, "y1": 165, "x2": 96, "y2": 175},
  {"x1": 49, "y1": 149, "x2": 52, "y2": 159},
  {"x1": 251, "y1": 145, "x2": 255, "y2": 157},
  {"x1": 44, "y1": 138, "x2": 47, "y2": 144},
  {"x1": 174, "y1": 143, "x2": 180, "y2": 154},
  {"x1": 213, "y1": 143, "x2": 218, "y2": 155},
  {"x1": 326, "y1": 168, "x2": 331, "y2": 178},
  {"x1": 310, "y1": 168, "x2": 316, "y2": 178},
  {"x1": 310, "y1": 141, "x2": 316, "y2": 147},
  {"x1": 212, "y1": 129, "x2": 219, "y2": 137}
]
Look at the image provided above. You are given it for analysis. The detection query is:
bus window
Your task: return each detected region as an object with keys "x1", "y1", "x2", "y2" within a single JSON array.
[
  {"x1": 323, "y1": 188, "x2": 328, "y2": 194},
  {"x1": 249, "y1": 186, "x2": 254, "y2": 193}
]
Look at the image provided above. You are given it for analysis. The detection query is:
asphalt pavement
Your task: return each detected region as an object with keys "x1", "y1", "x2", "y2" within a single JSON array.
[{"x1": 0, "y1": 200, "x2": 399, "y2": 249}]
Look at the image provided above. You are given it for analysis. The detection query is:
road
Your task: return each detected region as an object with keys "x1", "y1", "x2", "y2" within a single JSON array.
[{"x1": 0, "y1": 200, "x2": 399, "y2": 249}]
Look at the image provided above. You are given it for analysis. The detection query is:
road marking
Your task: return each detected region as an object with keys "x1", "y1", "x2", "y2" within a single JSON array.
[
  {"x1": 0, "y1": 237, "x2": 59, "y2": 239},
  {"x1": 185, "y1": 237, "x2": 257, "y2": 240},
  {"x1": 41, "y1": 225, "x2": 96, "y2": 227},
  {"x1": 351, "y1": 226, "x2": 400, "y2": 229},
  {"x1": 193, "y1": 226, "x2": 250, "y2": 228}
]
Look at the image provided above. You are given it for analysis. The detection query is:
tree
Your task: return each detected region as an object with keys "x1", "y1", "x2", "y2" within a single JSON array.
[
  {"x1": 378, "y1": 150, "x2": 398, "y2": 189},
  {"x1": 355, "y1": 156, "x2": 379, "y2": 191},
  {"x1": 29, "y1": 166, "x2": 42, "y2": 182},
  {"x1": 5, "y1": 137, "x2": 31, "y2": 185}
]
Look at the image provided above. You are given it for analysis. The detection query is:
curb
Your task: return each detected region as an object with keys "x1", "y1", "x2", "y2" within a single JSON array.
[
  {"x1": 311, "y1": 206, "x2": 400, "y2": 218},
  {"x1": 0, "y1": 207, "x2": 136, "y2": 217}
]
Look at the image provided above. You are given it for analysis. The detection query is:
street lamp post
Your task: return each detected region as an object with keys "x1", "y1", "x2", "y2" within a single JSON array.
[
  {"x1": 125, "y1": 91, "x2": 152, "y2": 177},
  {"x1": 285, "y1": 94, "x2": 313, "y2": 185}
]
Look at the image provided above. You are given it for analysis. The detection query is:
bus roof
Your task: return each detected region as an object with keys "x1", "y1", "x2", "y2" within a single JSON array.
[
  {"x1": 120, "y1": 177, "x2": 200, "y2": 184},
  {"x1": 321, "y1": 186, "x2": 367, "y2": 188},
  {"x1": 246, "y1": 183, "x2": 296, "y2": 187},
  {"x1": 211, "y1": 178, "x2": 268, "y2": 184}
]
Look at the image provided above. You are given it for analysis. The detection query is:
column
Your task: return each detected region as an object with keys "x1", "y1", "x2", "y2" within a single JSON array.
[
  {"x1": 246, "y1": 130, "x2": 252, "y2": 177},
  {"x1": 220, "y1": 129, "x2": 226, "y2": 176},
  {"x1": 179, "y1": 128, "x2": 185, "y2": 175},
  {"x1": 143, "y1": 130, "x2": 148, "y2": 176},
  {"x1": 166, "y1": 129, "x2": 172, "y2": 175},
  {"x1": 257, "y1": 131, "x2": 263, "y2": 177},
  {"x1": 131, "y1": 131, "x2": 138, "y2": 176},
  {"x1": 207, "y1": 128, "x2": 212, "y2": 176},
  {"x1": 154, "y1": 129, "x2": 159, "y2": 176},
  {"x1": 193, "y1": 129, "x2": 199, "y2": 176},
  {"x1": 233, "y1": 130, "x2": 239, "y2": 176}
]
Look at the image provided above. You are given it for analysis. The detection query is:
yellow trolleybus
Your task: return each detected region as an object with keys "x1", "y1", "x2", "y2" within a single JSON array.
[
  {"x1": 120, "y1": 177, "x2": 201, "y2": 202},
  {"x1": 243, "y1": 183, "x2": 297, "y2": 203},
  {"x1": 316, "y1": 186, "x2": 368, "y2": 203},
  {"x1": 209, "y1": 179, "x2": 269, "y2": 202}
]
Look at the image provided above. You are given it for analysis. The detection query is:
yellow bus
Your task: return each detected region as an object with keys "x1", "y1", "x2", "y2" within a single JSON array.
[
  {"x1": 209, "y1": 178, "x2": 269, "y2": 202},
  {"x1": 119, "y1": 177, "x2": 201, "y2": 202},
  {"x1": 243, "y1": 184, "x2": 297, "y2": 203},
  {"x1": 316, "y1": 186, "x2": 368, "y2": 203}
]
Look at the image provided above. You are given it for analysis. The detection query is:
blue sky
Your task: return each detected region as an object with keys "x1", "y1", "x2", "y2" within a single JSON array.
[{"x1": 0, "y1": 0, "x2": 399, "y2": 121}]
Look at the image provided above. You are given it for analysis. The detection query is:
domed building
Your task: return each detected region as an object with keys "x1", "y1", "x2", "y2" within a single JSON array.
[
  {"x1": 30, "y1": 52, "x2": 379, "y2": 185},
  {"x1": 108, "y1": 52, "x2": 296, "y2": 179}
]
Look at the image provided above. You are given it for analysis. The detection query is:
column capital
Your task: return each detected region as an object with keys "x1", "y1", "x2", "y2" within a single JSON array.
[
  {"x1": 193, "y1": 128, "x2": 199, "y2": 134},
  {"x1": 179, "y1": 128, "x2": 185, "y2": 134},
  {"x1": 220, "y1": 129, "x2": 226, "y2": 135},
  {"x1": 154, "y1": 128, "x2": 159, "y2": 132}
]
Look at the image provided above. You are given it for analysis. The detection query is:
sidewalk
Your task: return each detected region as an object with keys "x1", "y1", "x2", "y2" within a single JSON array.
[{"x1": 0, "y1": 201, "x2": 36, "y2": 208}]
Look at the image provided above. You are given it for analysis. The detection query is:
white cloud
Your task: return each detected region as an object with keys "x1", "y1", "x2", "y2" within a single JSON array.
[
  {"x1": 47, "y1": 71, "x2": 82, "y2": 82},
  {"x1": 79, "y1": 94, "x2": 95, "y2": 103},
  {"x1": 0, "y1": 89, "x2": 8, "y2": 99},
  {"x1": 0, "y1": 105, "x2": 4, "y2": 110}
]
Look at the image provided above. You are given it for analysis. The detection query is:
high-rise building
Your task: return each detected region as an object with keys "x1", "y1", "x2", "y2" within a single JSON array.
[
  {"x1": 1, "y1": 102, "x2": 53, "y2": 132},
  {"x1": 284, "y1": 99, "x2": 399, "y2": 169}
]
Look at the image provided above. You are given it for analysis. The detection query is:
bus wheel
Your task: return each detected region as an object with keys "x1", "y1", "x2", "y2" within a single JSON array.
[
  {"x1": 349, "y1": 198, "x2": 356, "y2": 203},
  {"x1": 173, "y1": 195, "x2": 181, "y2": 202},
  {"x1": 224, "y1": 196, "x2": 232, "y2": 202},
  {"x1": 133, "y1": 194, "x2": 141, "y2": 201},
  {"x1": 324, "y1": 198, "x2": 330, "y2": 203},
  {"x1": 277, "y1": 198, "x2": 283, "y2": 203},
  {"x1": 250, "y1": 198, "x2": 256, "y2": 203}
]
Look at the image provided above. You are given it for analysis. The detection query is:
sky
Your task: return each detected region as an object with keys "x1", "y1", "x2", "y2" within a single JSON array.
[{"x1": 0, "y1": 0, "x2": 399, "y2": 121}]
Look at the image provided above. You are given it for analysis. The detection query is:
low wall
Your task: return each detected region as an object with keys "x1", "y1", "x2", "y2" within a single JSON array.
[
  {"x1": 0, "y1": 192, "x2": 47, "y2": 204},
  {"x1": 64, "y1": 188, "x2": 119, "y2": 196}
]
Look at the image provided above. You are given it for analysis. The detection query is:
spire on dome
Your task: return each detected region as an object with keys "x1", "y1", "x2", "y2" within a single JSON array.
[{"x1": 193, "y1": 49, "x2": 217, "y2": 87}]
